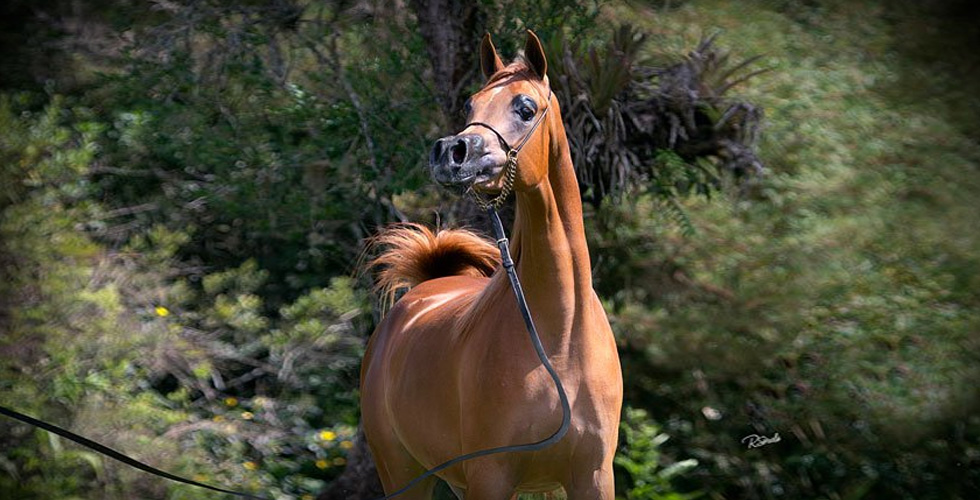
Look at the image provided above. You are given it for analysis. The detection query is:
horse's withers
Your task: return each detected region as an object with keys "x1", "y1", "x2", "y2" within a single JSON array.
[{"x1": 361, "y1": 31, "x2": 623, "y2": 499}]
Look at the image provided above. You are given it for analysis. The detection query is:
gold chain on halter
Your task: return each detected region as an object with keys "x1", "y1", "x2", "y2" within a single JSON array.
[
  {"x1": 464, "y1": 89, "x2": 551, "y2": 210},
  {"x1": 468, "y1": 149, "x2": 518, "y2": 210}
]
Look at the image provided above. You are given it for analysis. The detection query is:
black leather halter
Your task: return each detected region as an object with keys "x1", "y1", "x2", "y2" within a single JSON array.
[
  {"x1": 465, "y1": 93, "x2": 551, "y2": 156},
  {"x1": 0, "y1": 88, "x2": 567, "y2": 500},
  {"x1": 462, "y1": 89, "x2": 553, "y2": 209},
  {"x1": 376, "y1": 89, "x2": 571, "y2": 500}
]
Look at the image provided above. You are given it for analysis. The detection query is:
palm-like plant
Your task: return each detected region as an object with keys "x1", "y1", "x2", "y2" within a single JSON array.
[{"x1": 547, "y1": 27, "x2": 766, "y2": 208}]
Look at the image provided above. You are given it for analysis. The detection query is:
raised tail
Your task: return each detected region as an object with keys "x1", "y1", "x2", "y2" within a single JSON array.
[{"x1": 368, "y1": 224, "x2": 500, "y2": 310}]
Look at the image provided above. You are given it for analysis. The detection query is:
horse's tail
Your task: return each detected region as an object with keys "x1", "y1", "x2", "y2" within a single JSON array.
[{"x1": 367, "y1": 223, "x2": 500, "y2": 311}]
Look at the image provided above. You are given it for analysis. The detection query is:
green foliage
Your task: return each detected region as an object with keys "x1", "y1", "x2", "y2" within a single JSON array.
[
  {"x1": 2, "y1": 1, "x2": 978, "y2": 499},
  {"x1": 546, "y1": 23, "x2": 764, "y2": 211},
  {"x1": 0, "y1": 90, "x2": 370, "y2": 499},
  {"x1": 598, "y1": 1, "x2": 980, "y2": 499},
  {"x1": 615, "y1": 408, "x2": 699, "y2": 500},
  {"x1": 0, "y1": 97, "x2": 207, "y2": 500},
  {"x1": 83, "y1": 1, "x2": 440, "y2": 308}
]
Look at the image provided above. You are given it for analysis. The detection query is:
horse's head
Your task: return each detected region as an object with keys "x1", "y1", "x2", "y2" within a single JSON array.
[{"x1": 429, "y1": 31, "x2": 553, "y2": 203}]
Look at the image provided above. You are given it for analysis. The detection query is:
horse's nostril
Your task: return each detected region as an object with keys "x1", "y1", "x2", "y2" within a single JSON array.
[
  {"x1": 451, "y1": 139, "x2": 467, "y2": 165},
  {"x1": 430, "y1": 139, "x2": 446, "y2": 165}
]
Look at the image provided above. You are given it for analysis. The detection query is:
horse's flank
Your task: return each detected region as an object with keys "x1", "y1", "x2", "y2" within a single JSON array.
[{"x1": 360, "y1": 31, "x2": 623, "y2": 499}]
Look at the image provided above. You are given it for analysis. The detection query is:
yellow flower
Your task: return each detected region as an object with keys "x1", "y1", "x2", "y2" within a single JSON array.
[
  {"x1": 242, "y1": 461, "x2": 258, "y2": 471},
  {"x1": 314, "y1": 459, "x2": 329, "y2": 469},
  {"x1": 318, "y1": 430, "x2": 336, "y2": 441},
  {"x1": 339, "y1": 440, "x2": 354, "y2": 450},
  {"x1": 193, "y1": 474, "x2": 208, "y2": 482},
  {"x1": 241, "y1": 411, "x2": 254, "y2": 420},
  {"x1": 332, "y1": 457, "x2": 347, "y2": 466},
  {"x1": 302, "y1": 496, "x2": 314, "y2": 500},
  {"x1": 212, "y1": 415, "x2": 225, "y2": 422},
  {"x1": 154, "y1": 306, "x2": 170, "y2": 317},
  {"x1": 224, "y1": 397, "x2": 238, "y2": 407}
]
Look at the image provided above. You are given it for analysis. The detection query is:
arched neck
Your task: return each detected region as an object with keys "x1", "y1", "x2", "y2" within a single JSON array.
[{"x1": 509, "y1": 111, "x2": 593, "y2": 339}]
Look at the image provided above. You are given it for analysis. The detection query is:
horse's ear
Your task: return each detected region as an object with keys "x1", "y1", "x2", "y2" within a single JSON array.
[
  {"x1": 480, "y1": 33, "x2": 504, "y2": 80},
  {"x1": 524, "y1": 30, "x2": 548, "y2": 80}
]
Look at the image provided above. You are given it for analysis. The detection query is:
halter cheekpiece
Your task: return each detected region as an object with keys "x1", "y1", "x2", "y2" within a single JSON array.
[{"x1": 464, "y1": 90, "x2": 552, "y2": 210}]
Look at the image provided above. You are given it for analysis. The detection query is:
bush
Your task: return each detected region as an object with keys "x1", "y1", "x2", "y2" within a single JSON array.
[
  {"x1": 598, "y1": 1, "x2": 980, "y2": 499},
  {"x1": 615, "y1": 408, "x2": 700, "y2": 500}
]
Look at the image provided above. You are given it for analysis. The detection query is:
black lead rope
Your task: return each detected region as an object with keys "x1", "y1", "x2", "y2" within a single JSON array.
[
  {"x1": 375, "y1": 206, "x2": 572, "y2": 500},
  {"x1": 379, "y1": 93, "x2": 566, "y2": 496},
  {"x1": 0, "y1": 404, "x2": 269, "y2": 499},
  {"x1": 0, "y1": 208, "x2": 570, "y2": 500},
  {"x1": 0, "y1": 207, "x2": 570, "y2": 500},
  {"x1": 0, "y1": 94, "x2": 566, "y2": 499}
]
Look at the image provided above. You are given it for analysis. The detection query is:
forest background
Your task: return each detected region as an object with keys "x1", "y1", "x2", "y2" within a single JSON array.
[{"x1": 1, "y1": 0, "x2": 978, "y2": 499}]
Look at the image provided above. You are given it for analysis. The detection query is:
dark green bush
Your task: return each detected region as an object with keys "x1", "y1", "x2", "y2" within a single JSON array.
[{"x1": 2, "y1": 1, "x2": 978, "y2": 500}]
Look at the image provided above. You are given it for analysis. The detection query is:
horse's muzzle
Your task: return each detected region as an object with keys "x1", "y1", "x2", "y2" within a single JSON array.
[{"x1": 429, "y1": 133, "x2": 504, "y2": 190}]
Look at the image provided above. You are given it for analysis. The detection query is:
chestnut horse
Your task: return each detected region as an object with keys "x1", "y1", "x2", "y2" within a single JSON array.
[{"x1": 361, "y1": 31, "x2": 623, "y2": 499}]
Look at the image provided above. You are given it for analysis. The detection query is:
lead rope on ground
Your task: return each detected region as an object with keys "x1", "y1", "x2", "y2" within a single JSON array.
[
  {"x1": 0, "y1": 404, "x2": 270, "y2": 500},
  {"x1": 0, "y1": 206, "x2": 568, "y2": 500},
  {"x1": 374, "y1": 206, "x2": 571, "y2": 499},
  {"x1": 0, "y1": 99, "x2": 563, "y2": 499},
  {"x1": 0, "y1": 205, "x2": 570, "y2": 500}
]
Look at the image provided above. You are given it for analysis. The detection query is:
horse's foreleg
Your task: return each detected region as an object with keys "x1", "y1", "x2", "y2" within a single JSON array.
[
  {"x1": 375, "y1": 454, "x2": 438, "y2": 500},
  {"x1": 365, "y1": 426, "x2": 438, "y2": 499},
  {"x1": 446, "y1": 484, "x2": 523, "y2": 500},
  {"x1": 460, "y1": 465, "x2": 518, "y2": 500},
  {"x1": 447, "y1": 484, "x2": 466, "y2": 499},
  {"x1": 562, "y1": 462, "x2": 616, "y2": 500}
]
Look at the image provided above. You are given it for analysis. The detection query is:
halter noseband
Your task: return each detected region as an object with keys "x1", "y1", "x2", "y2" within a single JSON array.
[{"x1": 463, "y1": 89, "x2": 553, "y2": 210}]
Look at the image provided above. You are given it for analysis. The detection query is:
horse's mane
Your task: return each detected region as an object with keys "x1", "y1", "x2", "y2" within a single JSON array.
[
  {"x1": 481, "y1": 59, "x2": 551, "y2": 103},
  {"x1": 485, "y1": 59, "x2": 538, "y2": 86}
]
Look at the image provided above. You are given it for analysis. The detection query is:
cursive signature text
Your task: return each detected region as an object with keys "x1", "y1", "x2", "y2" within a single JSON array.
[{"x1": 742, "y1": 432, "x2": 781, "y2": 449}]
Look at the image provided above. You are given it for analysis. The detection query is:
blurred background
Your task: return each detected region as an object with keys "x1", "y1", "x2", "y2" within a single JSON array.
[{"x1": 1, "y1": 0, "x2": 978, "y2": 499}]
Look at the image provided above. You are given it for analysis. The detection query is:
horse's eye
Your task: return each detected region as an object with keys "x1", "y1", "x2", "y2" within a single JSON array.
[
  {"x1": 517, "y1": 105, "x2": 535, "y2": 122},
  {"x1": 513, "y1": 95, "x2": 537, "y2": 122},
  {"x1": 463, "y1": 100, "x2": 473, "y2": 116}
]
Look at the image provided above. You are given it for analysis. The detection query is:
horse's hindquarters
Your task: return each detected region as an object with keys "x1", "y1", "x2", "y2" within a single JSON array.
[{"x1": 361, "y1": 276, "x2": 488, "y2": 486}]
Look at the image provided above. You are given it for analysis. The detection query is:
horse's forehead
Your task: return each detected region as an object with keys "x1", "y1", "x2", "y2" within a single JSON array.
[{"x1": 473, "y1": 78, "x2": 540, "y2": 105}]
